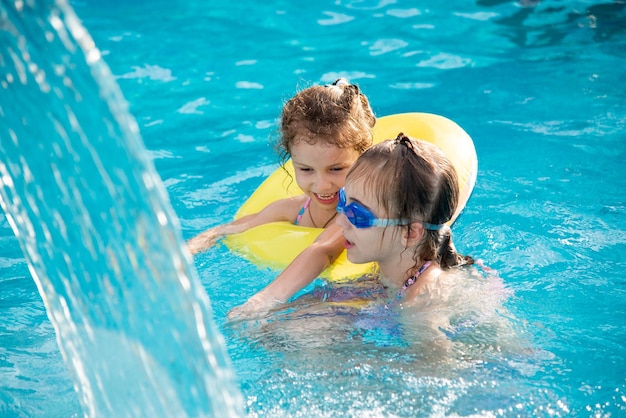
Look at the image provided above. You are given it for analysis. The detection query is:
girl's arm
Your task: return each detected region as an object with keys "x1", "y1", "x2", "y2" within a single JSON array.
[
  {"x1": 187, "y1": 196, "x2": 305, "y2": 255},
  {"x1": 228, "y1": 223, "x2": 345, "y2": 318}
]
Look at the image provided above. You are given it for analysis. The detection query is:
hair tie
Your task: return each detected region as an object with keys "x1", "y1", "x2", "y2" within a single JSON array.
[
  {"x1": 332, "y1": 78, "x2": 350, "y2": 87},
  {"x1": 395, "y1": 132, "x2": 414, "y2": 150}
]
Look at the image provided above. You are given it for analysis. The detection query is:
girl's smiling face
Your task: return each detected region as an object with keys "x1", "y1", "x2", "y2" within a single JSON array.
[{"x1": 290, "y1": 141, "x2": 359, "y2": 208}]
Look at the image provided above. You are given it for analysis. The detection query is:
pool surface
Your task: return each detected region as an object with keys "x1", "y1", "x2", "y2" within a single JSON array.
[{"x1": 1, "y1": 0, "x2": 625, "y2": 416}]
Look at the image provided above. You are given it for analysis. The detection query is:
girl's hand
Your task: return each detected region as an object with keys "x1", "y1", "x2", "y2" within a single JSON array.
[
  {"x1": 187, "y1": 229, "x2": 220, "y2": 254},
  {"x1": 227, "y1": 293, "x2": 283, "y2": 321},
  {"x1": 187, "y1": 222, "x2": 252, "y2": 255}
]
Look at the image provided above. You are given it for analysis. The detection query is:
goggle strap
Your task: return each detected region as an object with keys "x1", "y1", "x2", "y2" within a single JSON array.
[
  {"x1": 372, "y1": 219, "x2": 445, "y2": 230},
  {"x1": 421, "y1": 221, "x2": 445, "y2": 231}
]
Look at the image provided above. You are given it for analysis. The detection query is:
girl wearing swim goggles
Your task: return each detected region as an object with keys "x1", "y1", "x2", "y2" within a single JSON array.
[{"x1": 336, "y1": 134, "x2": 473, "y2": 302}]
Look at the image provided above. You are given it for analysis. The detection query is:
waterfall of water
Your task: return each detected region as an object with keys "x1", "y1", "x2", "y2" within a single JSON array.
[{"x1": 0, "y1": 0, "x2": 242, "y2": 416}]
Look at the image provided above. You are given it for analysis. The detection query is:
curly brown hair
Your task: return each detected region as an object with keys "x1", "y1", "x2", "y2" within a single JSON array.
[{"x1": 277, "y1": 78, "x2": 375, "y2": 168}]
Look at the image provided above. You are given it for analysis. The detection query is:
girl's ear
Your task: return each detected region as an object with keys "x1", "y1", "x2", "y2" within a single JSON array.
[{"x1": 402, "y1": 222, "x2": 424, "y2": 247}]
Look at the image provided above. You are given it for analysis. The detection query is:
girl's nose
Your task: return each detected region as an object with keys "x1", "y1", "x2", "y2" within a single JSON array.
[
  {"x1": 335, "y1": 212, "x2": 350, "y2": 230},
  {"x1": 314, "y1": 172, "x2": 333, "y2": 191}
]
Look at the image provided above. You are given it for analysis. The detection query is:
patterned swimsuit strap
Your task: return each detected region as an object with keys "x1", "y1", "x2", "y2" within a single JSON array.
[
  {"x1": 294, "y1": 197, "x2": 311, "y2": 225},
  {"x1": 396, "y1": 261, "x2": 432, "y2": 300}
]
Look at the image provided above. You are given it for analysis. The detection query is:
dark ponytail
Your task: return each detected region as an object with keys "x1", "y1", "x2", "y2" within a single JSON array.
[{"x1": 436, "y1": 226, "x2": 474, "y2": 269}]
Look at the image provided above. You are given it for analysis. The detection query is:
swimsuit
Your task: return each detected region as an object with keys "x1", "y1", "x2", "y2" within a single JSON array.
[
  {"x1": 311, "y1": 275, "x2": 387, "y2": 302},
  {"x1": 395, "y1": 261, "x2": 432, "y2": 301},
  {"x1": 294, "y1": 197, "x2": 311, "y2": 225}
]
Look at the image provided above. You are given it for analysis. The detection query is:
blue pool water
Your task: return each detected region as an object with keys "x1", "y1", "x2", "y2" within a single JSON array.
[{"x1": 2, "y1": 0, "x2": 626, "y2": 416}]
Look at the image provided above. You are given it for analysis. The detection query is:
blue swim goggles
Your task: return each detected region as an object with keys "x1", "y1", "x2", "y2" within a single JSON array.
[{"x1": 336, "y1": 188, "x2": 444, "y2": 230}]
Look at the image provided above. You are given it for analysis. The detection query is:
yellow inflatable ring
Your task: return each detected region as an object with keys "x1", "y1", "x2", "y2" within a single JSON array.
[{"x1": 223, "y1": 113, "x2": 478, "y2": 281}]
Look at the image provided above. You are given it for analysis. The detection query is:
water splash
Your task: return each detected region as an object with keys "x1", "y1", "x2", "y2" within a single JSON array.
[{"x1": 0, "y1": 0, "x2": 242, "y2": 416}]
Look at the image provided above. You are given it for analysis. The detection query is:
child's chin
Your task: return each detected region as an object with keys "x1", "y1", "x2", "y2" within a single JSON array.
[{"x1": 346, "y1": 251, "x2": 366, "y2": 265}]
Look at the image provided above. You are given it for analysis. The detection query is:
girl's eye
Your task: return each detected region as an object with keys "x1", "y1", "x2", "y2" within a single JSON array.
[
  {"x1": 297, "y1": 167, "x2": 312, "y2": 172},
  {"x1": 331, "y1": 167, "x2": 346, "y2": 172}
]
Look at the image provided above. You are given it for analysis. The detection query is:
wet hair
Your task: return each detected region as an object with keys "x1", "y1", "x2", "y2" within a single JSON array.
[
  {"x1": 347, "y1": 133, "x2": 474, "y2": 270},
  {"x1": 277, "y1": 78, "x2": 376, "y2": 167}
]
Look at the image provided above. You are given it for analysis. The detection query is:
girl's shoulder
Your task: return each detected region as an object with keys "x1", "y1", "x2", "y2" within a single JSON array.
[
  {"x1": 261, "y1": 194, "x2": 310, "y2": 222},
  {"x1": 404, "y1": 264, "x2": 445, "y2": 301}
]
